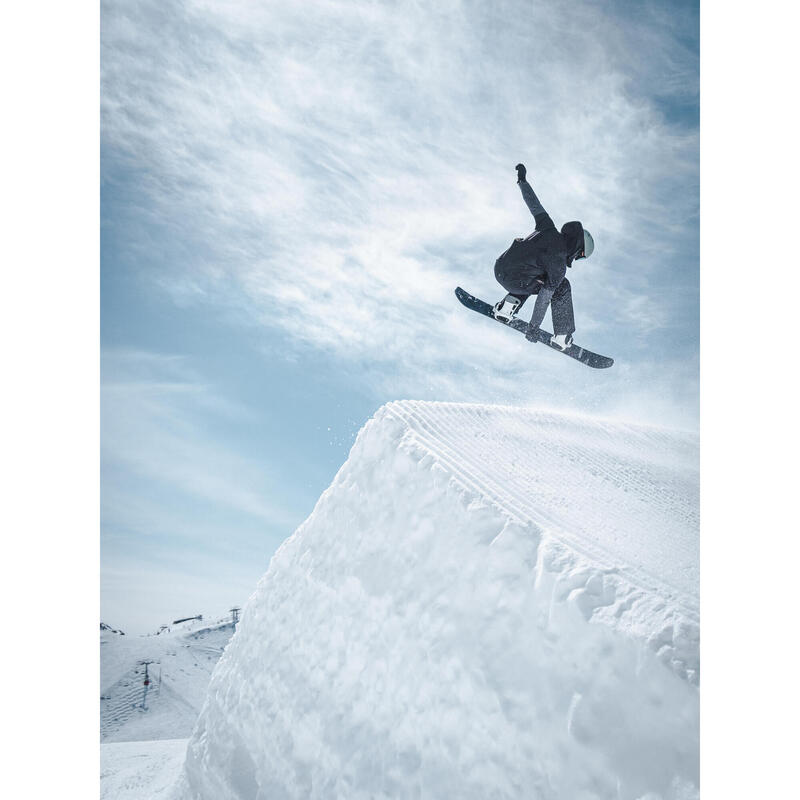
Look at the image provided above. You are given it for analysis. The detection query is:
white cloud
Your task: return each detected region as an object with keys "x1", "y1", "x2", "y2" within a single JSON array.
[
  {"x1": 102, "y1": 0, "x2": 698, "y2": 424},
  {"x1": 101, "y1": 349, "x2": 299, "y2": 527}
]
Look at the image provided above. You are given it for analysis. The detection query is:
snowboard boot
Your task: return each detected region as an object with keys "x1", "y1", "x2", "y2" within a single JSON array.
[
  {"x1": 550, "y1": 333, "x2": 574, "y2": 351},
  {"x1": 493, "y1": 294, "x2": 523, "y2": 322}
]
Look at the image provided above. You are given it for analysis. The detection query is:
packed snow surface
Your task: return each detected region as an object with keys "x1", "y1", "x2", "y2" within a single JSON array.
[
  {"x1": 101, "y1": 739, "x2": 188, "y2": 800},
  {"x1": 174, "y1": 401, "x2": 699, "y2": 800}
]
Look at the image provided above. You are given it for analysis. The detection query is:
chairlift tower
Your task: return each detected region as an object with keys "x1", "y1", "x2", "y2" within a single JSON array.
[{"x1": 138, "y1": 660, "x2": 156, "y2": 711}]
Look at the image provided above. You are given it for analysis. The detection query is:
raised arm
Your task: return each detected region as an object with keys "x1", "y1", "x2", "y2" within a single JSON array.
[{"x1": 515, "y1": 163, "x2": 555, "y2": 232}]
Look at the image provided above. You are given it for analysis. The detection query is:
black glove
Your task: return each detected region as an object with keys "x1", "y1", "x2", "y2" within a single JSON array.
[
  {"x1": 525, "y1": 326, "x2": 539, "y2": 343},
  {"x1": 515, "y1": 163, "x2": 527, "y2": 183}
]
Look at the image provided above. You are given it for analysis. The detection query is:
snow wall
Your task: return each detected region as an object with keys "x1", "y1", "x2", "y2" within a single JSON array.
[{"x1": 174, "y1": 401, "x2": 699, "y2": 800}]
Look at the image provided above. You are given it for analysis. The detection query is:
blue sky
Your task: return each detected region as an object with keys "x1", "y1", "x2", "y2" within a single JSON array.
[{"x1": 101, "y1": 0, "x2": 699, "y2": 633}]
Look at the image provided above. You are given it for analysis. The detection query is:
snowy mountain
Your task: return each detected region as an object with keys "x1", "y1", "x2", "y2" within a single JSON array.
[
  {"x1": 100, "y1": 622, "x2": 126, "y2": 635},
  {"x1": 100, "y1": 616, "x2": 237, "y2": 743},
  {"x1": 172, "y1": 401, "x2": 699, "y2": 800}
]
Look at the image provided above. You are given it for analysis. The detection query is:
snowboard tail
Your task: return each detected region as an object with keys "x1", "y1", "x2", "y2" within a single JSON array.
[{"x1": 455, "y1": 287, "x2": 614, "y2": 369}]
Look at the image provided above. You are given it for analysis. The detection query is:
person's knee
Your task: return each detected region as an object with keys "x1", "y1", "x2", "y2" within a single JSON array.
[{"x1": 554, "y1": 277, "x2": 571, "y2": 298}]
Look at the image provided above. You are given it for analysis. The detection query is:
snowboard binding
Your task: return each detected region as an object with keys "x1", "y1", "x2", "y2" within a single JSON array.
[
  {"x1": 549, "y1": 333, "x2": 574, "y2": 351},
  {"x1": 492, "y1": 294, "x2": 523, "y2": 323}
]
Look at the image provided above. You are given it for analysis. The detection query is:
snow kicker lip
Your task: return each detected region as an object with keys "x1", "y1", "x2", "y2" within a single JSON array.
[
  {"x1": 383, "y1": 400, "x2": 699, "y2": 621},
  {"x1": 176, "y1": 400, "x2": 699, "y2": 800},
  {"x1": 380, "y1": 400, "x2": 699, "y2": 684}
]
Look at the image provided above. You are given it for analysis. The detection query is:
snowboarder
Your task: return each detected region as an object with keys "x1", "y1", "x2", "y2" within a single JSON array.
[{"x1": 492, "y1": 164, "x2": 594, "y2": 350}]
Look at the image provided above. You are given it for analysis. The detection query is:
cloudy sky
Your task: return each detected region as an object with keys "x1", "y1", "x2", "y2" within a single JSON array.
[{"x1": 101, "y1": 0, "x2": 699, "y2": 632}]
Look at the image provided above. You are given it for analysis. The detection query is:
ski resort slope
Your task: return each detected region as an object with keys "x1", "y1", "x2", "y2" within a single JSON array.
[
  {"x1": 101, "y1": 619, "x2": 236, "y2": 743},
  {"x1": 174, "y1": 401, "x2": 699, "y2": 800}
]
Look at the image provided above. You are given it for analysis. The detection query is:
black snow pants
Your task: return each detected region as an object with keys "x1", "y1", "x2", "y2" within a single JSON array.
[{"x1": 504, "y1": 280, "x2": 575, "y2": 336}]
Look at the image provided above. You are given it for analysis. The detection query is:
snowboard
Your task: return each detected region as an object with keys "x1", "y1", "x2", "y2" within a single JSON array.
[{"x1": 455, "y1": 287, "x2": 614, "y2": 369}]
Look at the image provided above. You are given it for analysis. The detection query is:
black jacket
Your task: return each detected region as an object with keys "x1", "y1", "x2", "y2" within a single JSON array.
[{"x1": 494, "y1": 179, "x2": 586, "y2": 329}]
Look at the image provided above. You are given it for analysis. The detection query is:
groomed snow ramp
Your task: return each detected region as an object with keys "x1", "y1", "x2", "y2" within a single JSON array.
[{"x1": 175, "y1": 401, "x2": 699, "y2": 800}]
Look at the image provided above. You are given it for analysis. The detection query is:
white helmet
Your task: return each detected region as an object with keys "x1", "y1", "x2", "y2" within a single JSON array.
[{"x1": 582, "y1": 229, "x2": 594, "y2": 258}]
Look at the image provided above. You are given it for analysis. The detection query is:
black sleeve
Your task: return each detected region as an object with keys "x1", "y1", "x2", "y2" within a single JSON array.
[{"x1": 518, "y1": 179, "x2": 555, "y2": 232}]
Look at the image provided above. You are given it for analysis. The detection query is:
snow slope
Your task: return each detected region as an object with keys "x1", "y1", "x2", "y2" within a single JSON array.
[
  {"x1": 101, "y1": 739, "x2": 188, "y2": 800},
  {"x1": 101, "y1": 618, "x2": 236, "y2": 742},
  {"x1": 173, "y1": 401, "x2": 699, "y2": 800}
]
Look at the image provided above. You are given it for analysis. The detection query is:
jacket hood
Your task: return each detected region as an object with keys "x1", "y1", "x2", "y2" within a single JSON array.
[{"x1": 560, "y1": 221, "x2": 585, "y2": 266}]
